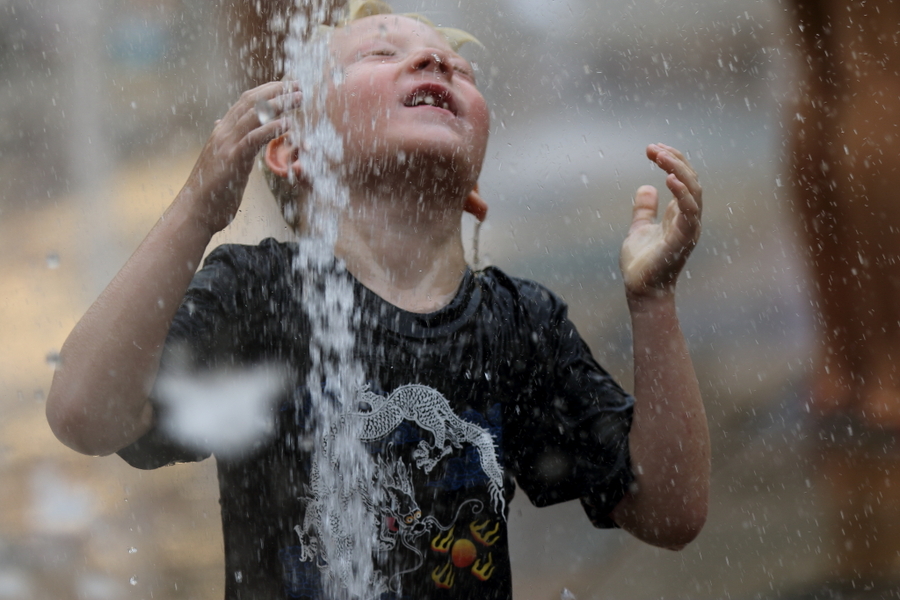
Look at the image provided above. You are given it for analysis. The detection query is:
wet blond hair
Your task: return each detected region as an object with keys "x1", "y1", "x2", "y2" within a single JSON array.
[
  {"x1": 265, "y1": 0, "x2": 482, "y2": 229},
  {"x1": 329, "y1": 0, "x2": 481, "y2": 51}
]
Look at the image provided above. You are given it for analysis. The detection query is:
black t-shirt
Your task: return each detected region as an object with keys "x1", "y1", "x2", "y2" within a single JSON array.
[{"x1": 119, "y1": 238, "x2": 634, "y2": 600}]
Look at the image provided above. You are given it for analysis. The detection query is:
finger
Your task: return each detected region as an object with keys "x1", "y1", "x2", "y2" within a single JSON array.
[
  {"x1": 241, "y1": 89, "x2": 302, "y2": 121},
  {"x1": 228, "y1": 82, "x2": 289, "y2": 118},
  {"x1": 265, "y1": 91, "x2": 304, "y2": 115},
  {"x1": 630, "y1": 185, "x2": 659, "y2": 230},
  {"x1": 246, "y1": 80, "x2": 299, "y2": 102},
  {"x1": 654, "y1": 143, "x2": 696, "y2": 174},
  {"x1": 649, "y1": 145, "x2": 695, "y2": 185},
  {"x1": 665, "y1": 173, "x2": 701, "y2": 225},
  {"x1": 652, "y1": 143, "x2": 699, "y2": 183},
  {"x1": 232, "y1": 94, "x2": 298, "y2": 139},
  {"x1": 220, "y1": 82, "x2": 297, "y2": 128},
  {"x1": 649, "y1": 146, "x2": 702, "y2": 209},
  {"x1": 245, "y1": 117, "x2": 290, "y2": 150}
]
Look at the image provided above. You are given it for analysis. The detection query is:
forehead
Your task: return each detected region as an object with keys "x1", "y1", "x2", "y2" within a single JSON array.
[{"x1": 330, "y1": 15, "x2": 453, "y2": 58}]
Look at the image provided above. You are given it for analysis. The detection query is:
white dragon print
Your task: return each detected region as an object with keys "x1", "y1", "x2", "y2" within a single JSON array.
[
  {"x1": 290, "y1": 383, "x2": 504, "y2": 597},
  {"x1": 351, "y1": 383, "x2": 505, "y2": 515}
]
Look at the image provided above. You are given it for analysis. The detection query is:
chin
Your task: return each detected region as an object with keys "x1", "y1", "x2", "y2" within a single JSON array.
[{"x1": 345, "y1": 140, "x2": 482, "y2": 189}]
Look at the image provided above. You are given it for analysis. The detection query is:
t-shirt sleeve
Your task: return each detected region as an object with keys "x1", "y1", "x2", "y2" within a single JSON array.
[
  {"x1": 505, "y1": 281, "x2": 634, "y2": 529},
  {"x1": 116, "y1": 243, "x2": 264, "y2": 470}
]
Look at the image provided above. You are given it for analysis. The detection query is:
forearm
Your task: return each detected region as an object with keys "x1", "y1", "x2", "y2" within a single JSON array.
[
  {"x1": 46, "y1": 193, "x2": 215, "y2": 456},
  {"x1": 46, "y1": 82, "x2": 294, "y2": 456},
  {"x1": 611, "y1": 291, "x2": 710, "y2": 548}
]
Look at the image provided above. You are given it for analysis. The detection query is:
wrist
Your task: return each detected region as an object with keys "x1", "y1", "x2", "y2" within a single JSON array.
[
  {"x1": 163, "y1": 192, "x2": 221, "y2": 247},
  {"x1": 626, "y1": 285, "x2": 677, "y2": 311},
  {"x1": 172, "y1": 184, "x2": 227, "y2": 238}
]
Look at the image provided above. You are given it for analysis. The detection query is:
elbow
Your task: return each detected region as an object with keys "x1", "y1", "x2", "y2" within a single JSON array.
[
  {"x1": 46, "y1": 388, "x2": 107, "y2": 456},
  {"x1": 637, "y1": 504, "x2": 707, "y2": 552},
  {"x1": 612, "y1": 486, "x2": 708, "y2": 551},
  {"x1": 658, "y1": 501, "x2": 707, "y2": 550},
  {"x1": 656, "y1": 486, "x2": 709, "y2": 550},
  {"x1": 46, "y1": 379, "x2": 152, "y2": 457},
  {"x1": 47, "y1": 399, "x2": 92, "y2": 456}
]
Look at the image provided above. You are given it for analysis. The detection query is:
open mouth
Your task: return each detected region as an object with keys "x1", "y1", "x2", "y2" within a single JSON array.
[{"x1": 404, "y1": 85, "x2": 456, "y2": 115}]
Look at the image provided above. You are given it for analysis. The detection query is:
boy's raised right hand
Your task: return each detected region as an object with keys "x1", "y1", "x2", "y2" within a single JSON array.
[
  {"x1": 182, "y1": 81, "x2": 300, "y2": 234},
  {"x1": 46, "y1": 82, "x2": 299, "y2": 457}
]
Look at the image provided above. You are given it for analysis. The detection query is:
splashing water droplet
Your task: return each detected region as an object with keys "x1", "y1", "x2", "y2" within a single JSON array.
[
  {"x1": 46, "y1": 252, "x2": 60, "y2": 269},
  {"x1": 256, "y1": 100, "x2": 275, "y2": 125},
  {"x1": 127, "y1": 547, "x2": 137, "y2": 554},
  {"x1": 129, "y1": 576, "x2": 138, "y2": 586},
  {"x1": 46, "y1": 351, "x2": 62, "y2": 370},
  {"x1": 561, "y1": 588, "x2": 577, "y2": 600},
  {"x1": 580, "y1": 173, "x2": 589, "y2": 187}
]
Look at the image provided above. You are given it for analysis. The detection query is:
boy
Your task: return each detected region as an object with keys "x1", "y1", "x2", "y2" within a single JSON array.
[{"x1": 46, "y1": 3, "x2": 709, "y2": 599}]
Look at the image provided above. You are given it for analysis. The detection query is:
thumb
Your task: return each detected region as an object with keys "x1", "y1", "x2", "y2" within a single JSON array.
[{"x1": 630, "y1": 185, "x2": 659, "y2": 231}]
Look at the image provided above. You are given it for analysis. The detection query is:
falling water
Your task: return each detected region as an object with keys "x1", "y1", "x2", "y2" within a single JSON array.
[{"x1": 280, "y1": 1, "x2": 380, "y2": 598}]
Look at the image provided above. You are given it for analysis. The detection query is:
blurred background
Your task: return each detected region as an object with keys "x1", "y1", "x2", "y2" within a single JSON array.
[{"x1": 0, "y1": 0, "x2": 877, "y2": 598}]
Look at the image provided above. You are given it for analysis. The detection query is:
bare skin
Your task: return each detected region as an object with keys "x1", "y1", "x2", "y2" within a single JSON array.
[
  {"x1": 47, "y1": 14, "x2": 708, "y2": 551},
  {"x1": 611, "y1": 143, "x2": 708, "y2": 549},
  {"x1": 45, "y1": 82, "x2": 299, "y2": 455}
]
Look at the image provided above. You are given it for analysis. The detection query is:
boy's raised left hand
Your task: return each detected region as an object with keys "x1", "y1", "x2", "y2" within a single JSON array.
[{"x1": 619, "y1": 143, "x2": 702, "y2": 299}]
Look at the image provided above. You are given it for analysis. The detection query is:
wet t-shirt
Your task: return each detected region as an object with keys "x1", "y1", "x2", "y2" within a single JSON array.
[{"x1": 118, "y1": 238, "x2": 634, "y2": 600}]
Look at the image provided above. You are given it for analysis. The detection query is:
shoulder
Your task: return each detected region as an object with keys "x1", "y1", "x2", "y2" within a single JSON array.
[
  {"x1": 192, "y1": 238, "x2": 296, "y2": 289},
  {"x1": 201, "y1": 237, "x2": 296, "y2": 273},
  {"x1": 477, "y1": 266, "x2": 569, "y2": 321},
  {"x1": 179, "y1": 238, "x2": 298, "y2": 319}
]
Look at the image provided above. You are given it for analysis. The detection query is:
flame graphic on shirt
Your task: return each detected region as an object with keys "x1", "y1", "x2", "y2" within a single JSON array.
[
  {"x1": 471, "y1": 552, "x2": 495, "y2": 581},
  {"x1": 470, "y1": 519, "x2": 501, "y2": 546},
  {"x1": 431, "y1": 528, "x2": 454, "y2": 553},
  {"x1": 432, "y1": 563, "x2": 455, "y2": 589}
]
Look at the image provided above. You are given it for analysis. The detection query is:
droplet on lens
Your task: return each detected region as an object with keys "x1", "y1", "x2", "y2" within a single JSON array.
[
  {"x1": 256, "y1": 100, "x2": 275, "y2": 125},
  {"x1": 46, "y1": 351, "x2": 62, "y2": 370}
]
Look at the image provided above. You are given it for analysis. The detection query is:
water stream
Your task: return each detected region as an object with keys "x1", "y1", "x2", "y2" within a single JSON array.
[{"x1": 280, "y1": 2, "x2": 380, "y2": 597}]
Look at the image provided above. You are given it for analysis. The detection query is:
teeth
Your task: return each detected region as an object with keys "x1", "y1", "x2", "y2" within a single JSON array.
[{"x1": 410, "y1": 92, "x2": 451, "y2": 111}]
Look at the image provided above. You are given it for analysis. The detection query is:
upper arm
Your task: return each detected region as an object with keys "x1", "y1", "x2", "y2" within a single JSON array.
[{"x1": 504, "y1": 277, "x2": 635, "y2": 522}]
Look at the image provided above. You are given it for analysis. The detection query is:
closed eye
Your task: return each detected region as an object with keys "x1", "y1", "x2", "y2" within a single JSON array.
[{"x1": 453, "y1": 62, "x2": 476, "y2": 83}]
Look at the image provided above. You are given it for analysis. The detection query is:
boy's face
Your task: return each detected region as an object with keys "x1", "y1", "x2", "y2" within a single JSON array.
[{"x1": 327, "y1": 15, "x2": 490, "y2": 185}]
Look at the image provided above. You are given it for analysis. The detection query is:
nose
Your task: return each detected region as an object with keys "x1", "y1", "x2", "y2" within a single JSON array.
[{"x1": 412, "y1": 49, "x2": 452, "y2": 76}]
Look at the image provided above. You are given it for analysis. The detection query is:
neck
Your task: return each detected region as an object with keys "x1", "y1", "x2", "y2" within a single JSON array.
[{"x1": 333, "y1": 175, "x2": 469, "y2": 314}]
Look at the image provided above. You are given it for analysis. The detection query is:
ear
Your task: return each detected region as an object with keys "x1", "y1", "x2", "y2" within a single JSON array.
[
  {"x1": 264, "y1": 133, "x2": 303, "y2": 180},
  {"x1": 463, "y1": 184, "x2": 488, "y2": 222}
]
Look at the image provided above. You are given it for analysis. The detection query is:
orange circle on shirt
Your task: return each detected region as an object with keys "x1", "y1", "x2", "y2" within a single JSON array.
[{"x1": 451, "y1": 539, "x2": 476, "y2": 568}]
